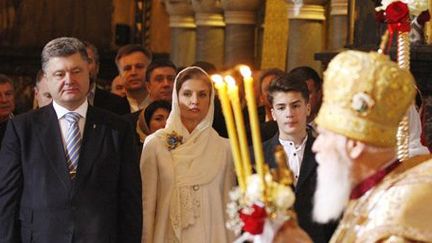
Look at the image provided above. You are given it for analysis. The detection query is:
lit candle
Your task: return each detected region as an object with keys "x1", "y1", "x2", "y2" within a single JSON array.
[
  {"x1": 225, "y1": 75, "x2": 252, "y2": 179},
  {"x1": 240, "y1": 65, "x2": 266, "y2": 197},
  {"x1": 212, "y1": 74, "x2": 246, "y2": 192}
]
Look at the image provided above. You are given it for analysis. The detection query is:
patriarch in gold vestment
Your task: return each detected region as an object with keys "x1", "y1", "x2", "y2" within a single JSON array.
[{"x1": 308, "y1": 50, "x2": 432, "y2": 242}]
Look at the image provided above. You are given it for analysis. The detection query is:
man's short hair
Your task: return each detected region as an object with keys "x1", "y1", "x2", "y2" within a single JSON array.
[
  {"x1": 267, "y1": 73, "x2": 310, "y2": 105},
  {"x1": 115, "y1": 44, "x2": 153, "y2": 68},
  {"x1": 259, "y1": 68, "x2": 285, "y2": 86},
  {"x1": 41, "y1": 37, "x2": 89, "y2": 72},
  {"x1": 289, "y1": 66, "x2": 322, "y2": 91},
  {"x1": 83, "y1": 41, "x2": 99, "y2": 65},
  {"x1": 145, "y1": 59, "x2": 177, "y2": 83},
  {"x1": 191, "y1": 61, "x2": 217, "y2": 75},
  {"x1": 0, "y1": 74, "x2": 14, "y2": 89}
]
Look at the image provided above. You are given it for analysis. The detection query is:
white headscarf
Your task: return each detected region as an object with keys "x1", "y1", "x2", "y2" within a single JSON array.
[{"x1": 146, "y1": 66, "x2": 226, "y2": 240}]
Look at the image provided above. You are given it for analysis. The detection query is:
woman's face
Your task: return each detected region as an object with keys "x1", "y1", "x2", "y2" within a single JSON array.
[
  {"x1": 149, "y1": 108, "x2": 170, "y2": 133},
  {"x1": 178, "y1": 78, "x2": 211, "y2": 125}
]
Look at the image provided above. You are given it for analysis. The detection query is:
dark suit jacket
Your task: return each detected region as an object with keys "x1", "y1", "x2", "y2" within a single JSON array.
[
  {"x1": 0, "y1": 119, "x2": 8, "y2": 150},
  {"x1": 262, "y1": 131, "x2": 337, "y2": 243},
  {"x1": 94, "y1": 87, "x2": 130, "y2": 115},
  {"x1": 0, "y1": 104, "x2": 142, "y2": 243}
]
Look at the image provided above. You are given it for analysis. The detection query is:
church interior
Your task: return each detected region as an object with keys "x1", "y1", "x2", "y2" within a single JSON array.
[{"x1": 0, "y1": 0, "x2": 431, "y2": 149}]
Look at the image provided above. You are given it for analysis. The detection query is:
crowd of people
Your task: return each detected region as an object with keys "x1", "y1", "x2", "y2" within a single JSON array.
[{"x1": 0, "y1": 36, "x2": 431, "y2": 243}]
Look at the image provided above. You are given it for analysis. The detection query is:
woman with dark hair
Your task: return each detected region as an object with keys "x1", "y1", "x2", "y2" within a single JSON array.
[{"x1": 140, "y1": 66, "x2": 234, "y2": 243}]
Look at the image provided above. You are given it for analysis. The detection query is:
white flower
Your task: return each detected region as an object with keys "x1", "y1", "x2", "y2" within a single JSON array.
[
  {"x1": 245, "y1": 174, "x2": 264, "y2": 203},
  {"x1": 273, "y1": 184, "x2": 295, "y2": 210},
  {"x1": 351, "y1": 92, "x2": 375, "y2": 115},
  {"x1": 229, "y1": 187, "x2": 242, "y2": 201}
]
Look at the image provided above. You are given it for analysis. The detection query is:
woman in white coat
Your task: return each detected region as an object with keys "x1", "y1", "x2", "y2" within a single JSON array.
[{"x1": 140, "y1": 66, "x2": 234, "y2": 243}]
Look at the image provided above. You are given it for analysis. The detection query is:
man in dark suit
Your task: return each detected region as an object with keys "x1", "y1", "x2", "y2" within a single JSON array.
[
  {"x1": 0, "y1": 37, "x2": 142, "y2": 243},
  {"x1": 261, "y1": 73, "x2": 337, "y2": 243},
  {"x1": 84, "y1": 41, "x2": 130, "y2": 115}
]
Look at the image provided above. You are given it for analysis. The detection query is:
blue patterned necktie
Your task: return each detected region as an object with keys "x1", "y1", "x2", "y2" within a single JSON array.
[{"x1": 64, "y1": 112, "x2": 81, "y2": 178}]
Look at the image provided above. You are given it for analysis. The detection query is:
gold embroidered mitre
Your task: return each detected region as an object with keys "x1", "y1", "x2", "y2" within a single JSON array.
[{"x1": 315, "y1": 51, "x2": 416, "y2": 147}]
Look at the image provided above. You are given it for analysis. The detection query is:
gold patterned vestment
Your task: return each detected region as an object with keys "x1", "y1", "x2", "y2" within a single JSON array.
[{"x1": 331, "y1": 155, "x2": 432, "y2": 243}]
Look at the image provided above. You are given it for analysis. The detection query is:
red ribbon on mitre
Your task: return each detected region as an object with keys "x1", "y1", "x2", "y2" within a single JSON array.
[
  {"x1": 385, "y1": 1, "x2": 411, "y2": 49},
  {"x1": 239, "y1": 204, "x2": 267, "y2": 235}
]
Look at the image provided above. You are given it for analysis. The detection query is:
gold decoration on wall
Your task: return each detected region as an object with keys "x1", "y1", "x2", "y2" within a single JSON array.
[{"x1": 261, "y1": 0, "x2": 289, "y2": 70}]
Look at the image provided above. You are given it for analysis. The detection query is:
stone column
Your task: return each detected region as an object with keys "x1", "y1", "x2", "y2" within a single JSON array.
[
  {"x1": 221, "y1": 0, "x2": 261, "y2": 68},
  {"x1": 329, "y1": 0, "x2": 348, "y2": 50},
  {"x1": 164, "y1": 0, "x2": 196, "y2": 67},
  {"x1": 286, "y1": 0, "x2": 327, "y2": 72},
  {"x1": 191, "y1": 0, "x2": 225, "y2": 69}
]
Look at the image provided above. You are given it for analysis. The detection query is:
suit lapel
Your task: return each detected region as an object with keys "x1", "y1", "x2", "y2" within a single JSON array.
[
  {"x1": 296, "y1": 135, "x2": 317, "y2": 190},
  {"x1": 36, "y1": 105, "x2": 71, "y2": 189},
  {"x1": 74, "y1": 106, "x2": 106, "y2": 191}
]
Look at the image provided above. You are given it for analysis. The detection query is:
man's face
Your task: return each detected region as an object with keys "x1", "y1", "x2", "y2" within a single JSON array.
[
  {"x1": 271, "y1": 91, "x2": 310, "y2": 141},
  {"x1": 44, "y1": 52, "x2": 90, "y2": 110},
  {"x1": 0, "y1": 82, "x2": 15, "y2": 120},
  {"x1": 86, "y1": 47, "x2": 99, "y2": 81},
  {"x1": 305, "y1": 79, "x2": 322, "y2": 120},
  {"x1": 118, "y1": 52, "x2": 150, "y2": 92},
  {"x1": 311, "y1": 127, "x2": 352, "y2": 223},
  {"x1": 111, "y1": 75, "x2": 127, "y2": 97},
  {"x1": 34, "y1": 76, "x2": 52, "y2": 107},
  {"x1": 260, "y1": 75, "x2": 275, "y2": 108},
  {"x1": 147, "y1": 66, "x2": 176, "y2": 101}
]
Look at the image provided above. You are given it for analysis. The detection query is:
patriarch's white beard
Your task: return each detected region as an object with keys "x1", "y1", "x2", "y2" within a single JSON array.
[{"x1": 312, "y1": 153, "x2": 352, "y2": 224}]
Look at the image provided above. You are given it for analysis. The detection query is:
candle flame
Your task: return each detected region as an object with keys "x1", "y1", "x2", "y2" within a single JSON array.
[
  {"x1": 224, "y1": 75, "x2": 237, "y2": 87},
  {"x1": 239, "y1": 65, "x2": 252, "y2": 78},
  {"x1": 211, "y1": 74, "x2": 224, "y2": 85}
]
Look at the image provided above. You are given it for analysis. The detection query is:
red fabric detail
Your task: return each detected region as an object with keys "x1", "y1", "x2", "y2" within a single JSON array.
[
  {"x1": 375, "y1": 10, "x2": 386, "y2": 23},
  {"x1": 350, "y1": 160, "x2": 400, "y2": 200},
  {"x1": 385, "y1": 2, "x2": 411, "y2": 49},
  {"x1": 239, "y1": 204, "x2": 267, "y2": 235}
]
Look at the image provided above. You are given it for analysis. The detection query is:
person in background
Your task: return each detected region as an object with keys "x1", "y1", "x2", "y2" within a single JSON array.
[
  {"x1": 144, "y1": 100, "x2": 171, "y2": 135},
  {"x1": 260, "y1": 73, "x2": 336, "y2": 243},
  {"x1": 116, "y1": 44, "x2": 152, "y2": 112},
  {"x1": 0, "y1": 74, "x2": 15, "y2": 148},
  {"x1": 140, "y1": 66, "x2": 234, "y2": 243},
  {"x1": 34, "y1": 69, "x2": 52, "y2": 108},
  {"x1": 142, "y1": 59, "x2": 176, "y2": 110},
  {"x1": 128, "y1": 99, "x2": 171, "y2": 156},
  {"x1": 258, "y1": 68, "x2": 286, "y2": 122},
  {"x1": 111, "y1": 74, "x2": 127, "y2": 97},
  {"x1": 0, "y1": 37, "x2": 142, "y2": 243},
  {"x1": 84, "y1": 41, "x2": 130, "y2": 115},
  {"x1": 288, "y1": 66, "x2": 323, "y2": 128}
]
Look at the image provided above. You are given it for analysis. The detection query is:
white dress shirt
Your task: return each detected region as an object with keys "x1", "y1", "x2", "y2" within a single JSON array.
[
  {"x1": 52, "y1": 100, "x2": 88, "y2": 149},
  {"x1": 279, "y1": 135, "x2": 308, "y2": 185}
]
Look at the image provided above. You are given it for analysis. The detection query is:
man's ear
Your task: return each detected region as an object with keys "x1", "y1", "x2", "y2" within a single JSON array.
[
  {"x1": 346, "y1": 139, "x2": 365, "y2": 159},
  {"x1": 306, "y1": 102, "x2": 311, "y2": 116},
  {"x1": 271, "y1": 108, "x2": 276, "y2": 121}
]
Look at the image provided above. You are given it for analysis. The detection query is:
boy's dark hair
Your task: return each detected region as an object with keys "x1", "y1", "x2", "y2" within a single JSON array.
[
  {"x1": 144, "y1": 100, "x2": 172, "y2": 126},
  {"x1": 267, "y1": 73, "x2": 310, "y2": 105},
  {"x1": 145, "y1": 59, "x2": 177, "y2": 83},
  {"x1": 289, "y1": 66, "x2": 322, "y2": 91}
]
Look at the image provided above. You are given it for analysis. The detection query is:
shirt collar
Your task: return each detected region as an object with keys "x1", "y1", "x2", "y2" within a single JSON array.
[
  {"x1": 279, "y1": 135, "x2": 308, "y2": 150},
  {"x1": 52, "y1": 100, "x2": 88, "y2": 120}
]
